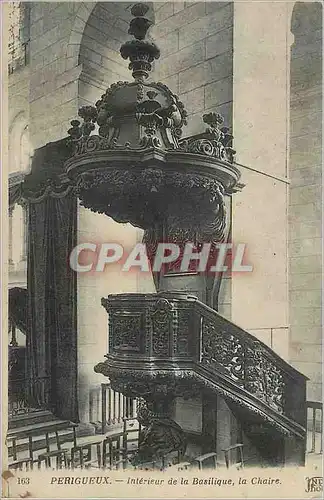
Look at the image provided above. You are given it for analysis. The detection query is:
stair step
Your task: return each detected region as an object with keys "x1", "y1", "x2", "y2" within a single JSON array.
[{"x1": 9, "y1": 410, "x2": 55, "y2": 429}]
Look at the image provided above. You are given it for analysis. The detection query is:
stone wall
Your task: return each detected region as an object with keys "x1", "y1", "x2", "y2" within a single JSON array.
[
  {"x1": 231, "y1": 2, "x2": 291, "y2": 360},
  {"x1": 153, "y1": 2, "x2": 233, "y2": 136},
  {"x1": 28, "y1": 2, "x2": 82, "y2": 149},
  {"x1": 289, "y1": 2, "x2": 322, "y2": 401},
  {"x1": 77, "y1": 206, "x2": 140, "y2": 422}
]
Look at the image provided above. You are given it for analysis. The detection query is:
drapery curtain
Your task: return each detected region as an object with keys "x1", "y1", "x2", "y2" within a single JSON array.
[
  {"x1": 27, "y1": 193, "x2": 79, "y2": 422},
  {"x1": 9, "y1": 287, "x2": 28, "y2": 334}
]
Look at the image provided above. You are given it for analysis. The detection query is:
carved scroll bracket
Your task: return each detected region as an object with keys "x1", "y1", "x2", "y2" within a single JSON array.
[{"x1": 130, "y1": 397, "x2": 187, "y2": 467}]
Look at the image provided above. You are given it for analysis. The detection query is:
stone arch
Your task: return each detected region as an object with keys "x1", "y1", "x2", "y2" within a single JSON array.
[
  {"x1": 8, "y1": 111, "x2": 30, "y2": 283},
  {"x1": 8, "y1": 94, "x2": 28, "y2": 130},
  {"x1": 67, "y1": 3, "x2": 97, "y2": 66},
  {"x1": 68, "y1": 2, "x2": 155, "y2": 64}
]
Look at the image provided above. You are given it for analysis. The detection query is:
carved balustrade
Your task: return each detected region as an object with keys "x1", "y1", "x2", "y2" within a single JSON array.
[{"x1": 196, "y1": 302, "x2": 307, "y2": 432}]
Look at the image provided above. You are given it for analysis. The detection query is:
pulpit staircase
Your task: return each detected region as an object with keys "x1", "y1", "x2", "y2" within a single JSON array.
[{"x1": 95, "y1": 292, "x2": 308, "y2": 467}]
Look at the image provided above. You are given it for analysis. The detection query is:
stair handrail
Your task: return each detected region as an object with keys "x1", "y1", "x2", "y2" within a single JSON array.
[{"x1": 195, "y1": 300, "x2": 308, "y2": 428}]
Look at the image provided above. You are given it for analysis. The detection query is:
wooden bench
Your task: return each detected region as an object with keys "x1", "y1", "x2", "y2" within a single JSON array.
[
  {"x1": 222, "y1": 443, "x2": 244, "y2": 469},
  {"x1": 193, "y1": 452, "x2": 218, "y2": 470},
  {"x1": 70, "y1": 435, "x2": 105, "y2": 469},
  {"x1": 102, "y1": 431, "x2": 124, "y2": 469},
  {"x1": 7, "y1": 420, "x2": 77, "y2": 467},
  {"x1": 8, "y1": 458, "x2": 33, "y2": 471},
  {"x1": 37, "y1": 430, "x2": 72, "y2": 469},
  {"x1": 122, "y1": 417, "x2": 142, "y2": 458}
]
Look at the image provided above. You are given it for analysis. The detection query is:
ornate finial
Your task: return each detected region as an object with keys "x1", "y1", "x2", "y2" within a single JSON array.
[
  {"x1": 120, "y1": 2, "x2": 160, "y2": 81},
  {"x1": 203, "y1": 112, "x2": 224, "y2": 141},
  {"x1": 129, "y1": 3, "x2": 153, "y2": 40},
  {"x1": 131, "y1": 3, "x2": 149, "y2": 17}
]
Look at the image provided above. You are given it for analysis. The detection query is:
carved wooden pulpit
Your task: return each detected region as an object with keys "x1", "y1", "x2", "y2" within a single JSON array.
[{"x1": 64, "y1": 2, "x2": 307, "y2": 467}]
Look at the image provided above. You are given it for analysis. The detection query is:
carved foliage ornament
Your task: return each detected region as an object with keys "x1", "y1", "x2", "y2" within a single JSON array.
[
  {"x1": 105, "y1": 371, "x2": 204, "y2": 401},
  {"x1": 175, "y1": 308, "x2": 191, "y2": 356},
  {"x1": 67, "y1": 81, "x2": 188, "y2": 154},
  {"x1": 245, "y1": 344, "x2": 285, "y2": 414},
  {"x1": 108, "y1": 313, "x2": 142, "y2": 353},
  {"x1": 75, "y1": 168, "x2": 227, "y2": 242},
  {"x1": 202, "y1": 320, "x2": 245, "y2": 386},
  {"x1": 128, "y1": 399, "x2": 186, "y2": 468},
  {"x1": 151, "y1": 298, "x2": 173, "y2": 357},
  {"x1": 66, "y1": 87, "x2": 236, "y2": 163},
  {"x1": 75, "y1": 168, "x2": 226, "y2": 207},
  {"x1": 179, "y1": 113, "x2": 236, "y2": 164},
  {"x1": 66, "y1": 104, "x2": 236, "y2": 164},
  {"x1": 201, "y1": 320, "x2": 285, "y2": 414}
]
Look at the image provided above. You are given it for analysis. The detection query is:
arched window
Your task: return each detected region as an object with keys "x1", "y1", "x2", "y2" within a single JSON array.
[
  {"x1": 20, "y1": 125, "x2": 31, "y2": 172},
  {"x1": 8, "y1": 2, "x2": 30, "y2": 74},
  {"x1": 8, "y1": 119, "x2": 31, "y2": 270},
  {"x1": 9, "y1": 116, "x2": 32, "y2": 174}
]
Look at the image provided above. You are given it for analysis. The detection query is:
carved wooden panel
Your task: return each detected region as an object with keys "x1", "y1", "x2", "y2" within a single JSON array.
[
  {"x1": 201, "y1": 320, "x2": 245, "y2": 386},
  {"x1": 175, "y1": 308, "x2": 191, "y2": 356},
  {"x1": 150, "y1": 298, "x2": 173, "y2": 357},
  {"x1": 245, "y1": 344, "x2": 284, "y2": 414},
  {"x1": 109, "y1": 312, "x2": 142, "y2": 353}
]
